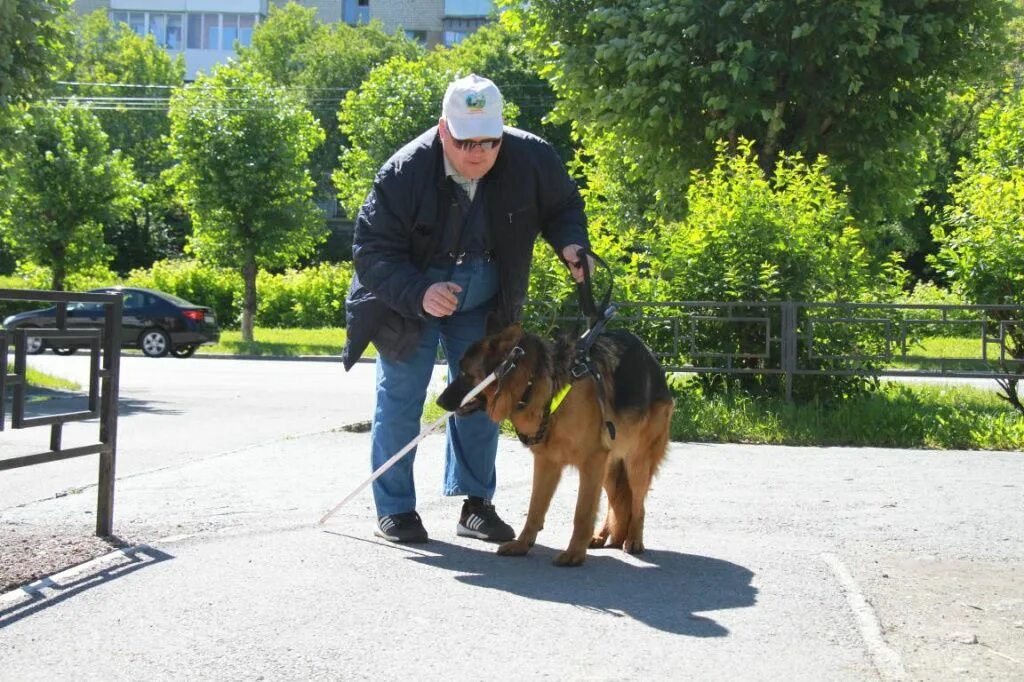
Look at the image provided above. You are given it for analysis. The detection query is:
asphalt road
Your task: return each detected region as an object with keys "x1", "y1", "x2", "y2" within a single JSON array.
[
  {"x1": 1, "y1": 353, "x2": 421, "y2": 507},
  {"x1": 1, "y1": 353, "x2": 1022, "y2": 680}
]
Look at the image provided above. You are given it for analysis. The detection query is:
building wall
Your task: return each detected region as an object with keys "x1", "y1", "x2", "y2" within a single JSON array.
[
  {"x1": 71, "y1": 1, "x2": 495, "y2": 78},
  {"x1": 73, "y1": 0, "x2": 111, "y2": 16},
  {"x1": 272, "y1": 0, "x2": 342, "y2": 24}
]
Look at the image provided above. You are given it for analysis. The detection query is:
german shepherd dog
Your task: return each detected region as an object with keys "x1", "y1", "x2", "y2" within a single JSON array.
[{"x1": 437, "y1": 324, "x2": 674, "y2": 566}]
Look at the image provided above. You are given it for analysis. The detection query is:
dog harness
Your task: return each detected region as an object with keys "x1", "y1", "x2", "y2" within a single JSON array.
[{"x1": 512, "y1": 248, "x2": 619, "y2": 446}]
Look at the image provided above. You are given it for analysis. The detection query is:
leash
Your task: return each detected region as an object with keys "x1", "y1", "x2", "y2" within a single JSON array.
[
  {"x1": 516, "y1": 250, "x2": 619, "y2": 446},
  {"x1": 317, "y1": 345, "x2": 525, "y2": 525}
]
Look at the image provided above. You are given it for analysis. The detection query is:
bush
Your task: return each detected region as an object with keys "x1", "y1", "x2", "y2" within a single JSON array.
[
  {"x1": 895, "y1": 281, "x2": 976, "y2": 338},
  {"x1": 532, "y1": 139, "x2": 907, "y2": 402},
  {"x1": 123, "y1": 258, "x2": 354, "y2": 329},
  {"x1": 126, "y1": 259, "x2": 241, "y2": 327},
  {"x1": 256, "y1": 262, "x2": 352, "y2": 328},
  {"x1": 932, "y1": 84, "x2": 1024, "y2": 413},
  {"x1": 932, "y1": 83, "x2": 1024, "y2": 324},
  {"x1": 0, "y1": 263, "x2": 120, "y2": 319}
]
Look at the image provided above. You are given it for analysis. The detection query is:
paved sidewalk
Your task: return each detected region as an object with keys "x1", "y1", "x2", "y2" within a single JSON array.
[{"x1": 2, "y1": 429, "x2": 1022, "y2": 680}]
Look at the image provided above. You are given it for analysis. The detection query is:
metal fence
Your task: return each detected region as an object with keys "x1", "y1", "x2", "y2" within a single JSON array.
[
  {"x1": 0, "y1": 288, "x2": 123, "y2": 536},
  {"x1": 526, "y1": 300, "x2": 1024, "y2": 401}
]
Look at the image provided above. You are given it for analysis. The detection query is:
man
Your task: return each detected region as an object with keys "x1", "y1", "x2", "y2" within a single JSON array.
[{"x1": 342, "y1": 74, "x2": 590, "y2": 544}]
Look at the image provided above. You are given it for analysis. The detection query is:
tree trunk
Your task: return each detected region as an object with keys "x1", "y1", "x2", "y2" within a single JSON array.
[
  {"x1": 50, "y1": 241, "x2": 67, "y2": 291},
  {"x1": 241, "y1": 257, "x2": 257, "y2": 343},
  {"x1": 51, "y1": 261, "x2": 66, "y2": 292}
]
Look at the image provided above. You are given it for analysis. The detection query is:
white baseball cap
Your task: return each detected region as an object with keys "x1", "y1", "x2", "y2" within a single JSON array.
[{"x1": 442, "y1": 74, "x2": 504, "y2": 139}]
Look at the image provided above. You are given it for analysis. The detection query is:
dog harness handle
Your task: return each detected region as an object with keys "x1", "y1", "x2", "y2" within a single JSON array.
[{"x1": 574, "y1": 247, "x2": 613, "y2": 328}]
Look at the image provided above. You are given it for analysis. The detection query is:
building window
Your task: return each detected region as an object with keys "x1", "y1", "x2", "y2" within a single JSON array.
[
  {"x1": 166, "y1": 15, "x2": 183, "y2": 49},
  {"x1": 239, "y1": 15, "x2": 255, "y2": 47},
  {"x1": 112, "y1": 11, "x2": 184, "y2": 49},
  {"x1": 343, "y1": 0, "x2": 370, "y2": 24},
  {"x1": 119, "y1": 11, "x2": 257, "y2": 52},
  {"x1": 222, "y1": 13, "x2": 239, "y2": 48},
  {"x1": 444, "y1": 31, "x2": 468, "y2": 45},
  {"x1": 204, "y1": 13, "x2": 220, "y2": 50},
  {"x1": 187, "y1": 14, "x2": 202, "y2": 49},
  {"x1": 111, "y1": 11, "x2": 146, "y2": 37},
  {"x1": 218, "y1": 14, "x2": 256, "y2": 49},
  {"x1": 406, "y1": 29, "x2": 428, "y2": 44},
  {"x1": 127, "y1": 11, "x2": 145, "y2": 36}
]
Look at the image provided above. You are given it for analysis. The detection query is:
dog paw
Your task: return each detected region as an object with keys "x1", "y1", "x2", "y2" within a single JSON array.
[
  {"x1": 552, "y1": 549, "x2": 587, "y2": 567},
  {"x1": 622, "y1": 537, "x2": 645, "y2": 554},
  {"x1": 588, "y1": 535, "x2": 607, "y2": 549},
  {"x1": 497, "y1": 539, "x2": 531, "y2": 556}
]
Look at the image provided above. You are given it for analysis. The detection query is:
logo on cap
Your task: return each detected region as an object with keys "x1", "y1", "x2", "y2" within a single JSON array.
[{"x1": 465, "y1": 93, "x2": 486, "y2": 112}]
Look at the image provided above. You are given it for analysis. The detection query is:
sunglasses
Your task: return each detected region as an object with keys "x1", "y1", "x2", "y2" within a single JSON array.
[{"x1": 450, "y1": 136, "x2": 502, "y2": 151}]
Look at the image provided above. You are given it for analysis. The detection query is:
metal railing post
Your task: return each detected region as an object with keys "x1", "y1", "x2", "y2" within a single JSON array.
[
  {"x1": 97, "y1": 296, "x2": 122, "y2": 536},
  {"x1": 782, "y1": 302, "x2": 796, "y2": 402}
]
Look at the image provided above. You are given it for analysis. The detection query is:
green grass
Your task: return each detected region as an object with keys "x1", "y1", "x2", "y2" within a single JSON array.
[
  {"x1": 670, "y1": 379, "x2": 1024, "y2": 450},
  {"x1": 26, "y1": 367, "x2": 80, "y2": 392},
  {"x1": 197, "y1": 327, "x2": 378, "y2": 358},
  {"x1": 425, "y1": 379, "x2": 1023, "y2": 450},
  {"x1": 887, "y1": 335, "x2": 1018, "y2": 371}
]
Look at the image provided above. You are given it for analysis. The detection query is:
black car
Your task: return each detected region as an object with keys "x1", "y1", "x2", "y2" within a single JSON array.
[{"x1": 2, "y1": 286, "x2": 220, "y2": 358}]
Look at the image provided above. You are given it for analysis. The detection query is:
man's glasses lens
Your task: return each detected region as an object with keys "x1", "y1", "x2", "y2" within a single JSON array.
[{"x1": 452, "y1": 137, "x2": 502, "y2": 151}]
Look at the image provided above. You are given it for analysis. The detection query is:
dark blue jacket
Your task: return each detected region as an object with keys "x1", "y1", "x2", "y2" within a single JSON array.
[{"x1": 342, "y1": 125, "x2": 589, "y2": 370}]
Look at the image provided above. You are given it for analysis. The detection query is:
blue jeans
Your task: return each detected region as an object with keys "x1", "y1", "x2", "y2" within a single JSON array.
[{"x1": 370, "y1": 259, "x2": 500, "y2": 517}]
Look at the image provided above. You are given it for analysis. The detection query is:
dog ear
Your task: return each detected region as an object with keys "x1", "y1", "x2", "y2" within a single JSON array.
[{"x1": 487, "y1": 353, "x2": 527, "y2": 422}]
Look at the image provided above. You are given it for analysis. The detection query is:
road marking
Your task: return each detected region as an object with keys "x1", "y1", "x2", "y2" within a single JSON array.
[{"x1": 822, "y1": 552, "x2": 906, "y2": 681}]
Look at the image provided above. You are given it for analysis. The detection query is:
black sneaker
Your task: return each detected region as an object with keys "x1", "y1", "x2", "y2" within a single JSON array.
[
  {"x1": 457, "y1": 497, "x2": 515, "y2": 542},
  {"x1": 375, "y1": 511, "x2": 428, "y2": 543}
]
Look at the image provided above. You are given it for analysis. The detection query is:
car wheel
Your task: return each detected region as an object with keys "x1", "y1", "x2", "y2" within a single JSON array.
[
  {"x1": 171, "y1": 344, "x2": 198, "y2": 358},
  {"x1": 139, "y1": 328, "x2": 170, "y2": 358},
  {"x1": 24, "y1": 330, "x2": 46, "y2": 355},
  {"x1": 51, "y1": 346, "x2": 78, "y2": 355}
]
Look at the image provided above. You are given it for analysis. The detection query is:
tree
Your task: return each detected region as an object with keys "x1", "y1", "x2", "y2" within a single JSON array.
[
  {"x1": 63, "y1": 10, "x2": 188, "y2": 274},
  {"x1": 900, "y1": 0, "x2": 1024, "y2": 281},
  {"x1": 508, "y1": 0, "x2": 1016, "y2": 226},
  {"x1": 240, "y1": 3, "x2": 421, "y2": 216},
  {"x1": 932, "y1": 84, "x2": 1024, "y2": 413},
  {"x1": 0, "y1": 0, "x2": 72, "y2": 251},
  {"x1": 0, "y1": 0, "x2": 70, "y2": 110},
  {"x1": 579, "y1": 139, "x2": 908, "y2": 402},
  {"x1": 166, "y1": 65, "x2": 326, "y2": 341},
  {"x1": 0, "y1": 102, "x2": 137, "y2": 290}
]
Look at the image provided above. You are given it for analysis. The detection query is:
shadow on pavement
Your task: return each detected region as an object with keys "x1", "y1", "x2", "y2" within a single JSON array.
[
  {"x1": 15, "y1": 390, "x2": 182, "y2": 419},
  {"x1": 0, "y1": 544, "x2": 174, "y2": 630},
  {"x1": 411, "y1": 540, "x2": 757, "y2": 637}
]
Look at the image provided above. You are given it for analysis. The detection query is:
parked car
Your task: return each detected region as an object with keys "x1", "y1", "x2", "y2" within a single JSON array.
[{"x1": 2, "y1": 286, "x2": 220, "y2": 358}]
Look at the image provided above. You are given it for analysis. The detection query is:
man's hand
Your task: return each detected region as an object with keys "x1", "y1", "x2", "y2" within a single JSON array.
[
  {"x1": 561, "y1": 244, "x2": 595, "y2": 284},
  {"x1": 422, "y1": 281, "x2": 462, "y2": 317}
]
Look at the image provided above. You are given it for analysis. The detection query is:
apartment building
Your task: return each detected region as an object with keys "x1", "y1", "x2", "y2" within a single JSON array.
[{"x1": 72, "y1": 1, "x2": 494, "y2": 80}]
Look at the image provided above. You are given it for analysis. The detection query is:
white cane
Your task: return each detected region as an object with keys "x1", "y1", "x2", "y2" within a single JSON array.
[{"x1": 317, "y1": 346, "x2": 524, "y2": 526}]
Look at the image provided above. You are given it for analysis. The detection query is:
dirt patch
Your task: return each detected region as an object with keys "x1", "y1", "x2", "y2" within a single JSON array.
[{"x1": 0, "y1": 521, "x2": 136, "y2": 594}]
